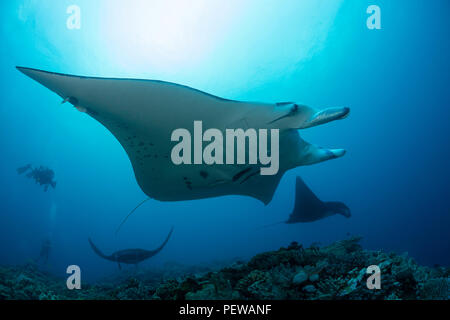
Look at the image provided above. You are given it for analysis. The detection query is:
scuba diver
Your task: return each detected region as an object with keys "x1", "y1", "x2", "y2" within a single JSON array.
[
  {"x1": 17, "y1": 164, "x2": 57, "y2": 192},
  {"x1": 36, "y1": 238, "x2": 52, "y2": 265}
]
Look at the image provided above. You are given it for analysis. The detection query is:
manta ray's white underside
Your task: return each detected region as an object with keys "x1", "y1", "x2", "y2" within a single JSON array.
[{"x1": 17, "y1": 67, "x2": 349, "y2": 205}]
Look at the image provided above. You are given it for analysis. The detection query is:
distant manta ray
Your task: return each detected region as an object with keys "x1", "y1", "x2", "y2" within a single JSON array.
[
  {"x1": 262, "y1": 177, "x2": 351, "y2": 228},
  {"x1": 88, "y1": 227, "x2": 173, "y2": 269},
  {"x1": 17, "y1": 67, "x2": 350, "y2": 223}
]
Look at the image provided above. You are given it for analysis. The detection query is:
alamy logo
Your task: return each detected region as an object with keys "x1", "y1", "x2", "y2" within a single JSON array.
[
  {"x1": 366, "y1": 5, "x2": 381, "y2": 30},
  {"x1": 366, "y1": 265, "x2": 381, "y2": 290},
  {"x1": 66, "y1": 5, "x2": 81, "y2": 30},
  {"x1": 171, "y1": 121, "x2": 279, "y2": 175},
  {"x1": 66, "y1": 265, "x2": 81, "y2": 290}
]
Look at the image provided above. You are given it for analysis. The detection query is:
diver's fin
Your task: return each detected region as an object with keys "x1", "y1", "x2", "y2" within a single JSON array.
[
  {"x1": 17, "y1": 164, "x2": 31, "y2": 175},
  {"x1": 44, "y1": 185, "x2": 48, "y2": 192},
  {"x1": 51, "y1": 181, "x2": 56, "y2": 189},
  {"x1": 115, "y1": 198, "x2": 151, "y2": 235},
  {"x1": 118, "y1": 262, "x2": 122, "y2": 270}
]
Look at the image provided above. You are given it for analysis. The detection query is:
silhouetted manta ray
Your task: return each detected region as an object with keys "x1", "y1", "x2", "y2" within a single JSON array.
[
  {"x1": 88, "y1": 227, "x2": 173, "y2": 269},
  {"x1": 260, "y1": 177, "x2": 351, "y2": 228},
  {"x1": 17, "y1": 67, "x2": 350, "y2": 223},
  {"x1": 287, "y1": 177, "x2": 351, "y2": 223}
]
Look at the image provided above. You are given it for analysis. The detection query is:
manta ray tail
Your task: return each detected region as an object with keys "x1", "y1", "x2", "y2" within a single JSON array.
[
  {"x1": 88, "y1": 238, "x2": 113, "y2": 261},
  {"x1": 151, "y1": 226, "x2": 174, "y2": 256},
  {"x1": 115, "y1": 198, "x2": 151, "y2": 235}
]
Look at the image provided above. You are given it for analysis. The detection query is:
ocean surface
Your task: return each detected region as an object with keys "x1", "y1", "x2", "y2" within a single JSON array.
[{"x1": 0, "y1": 0, "x2": 449, "y2": 282}]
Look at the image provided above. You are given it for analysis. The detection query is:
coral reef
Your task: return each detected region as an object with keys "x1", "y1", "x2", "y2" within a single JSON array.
[{"x1": 0, "y1": 237, "x2": 448, "y2": 300}]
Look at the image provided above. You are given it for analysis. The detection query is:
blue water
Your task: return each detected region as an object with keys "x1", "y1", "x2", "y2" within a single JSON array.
[{"x1": 1, "y1": 0, "x2": 449, "y2": 281}]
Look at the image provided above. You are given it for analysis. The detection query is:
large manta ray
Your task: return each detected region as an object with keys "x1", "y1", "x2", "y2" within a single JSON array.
[{"x1": 17, "y1": 67, "x2": 349, "y2": 213}]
